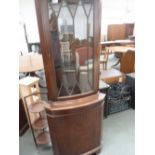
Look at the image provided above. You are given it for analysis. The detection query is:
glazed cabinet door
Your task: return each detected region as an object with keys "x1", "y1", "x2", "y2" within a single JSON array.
[{"x1": 35, "y1": 0, "x2": 101, "y2": 100}]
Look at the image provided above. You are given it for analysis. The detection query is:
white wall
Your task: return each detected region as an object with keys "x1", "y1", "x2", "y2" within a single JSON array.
[
  {"x1": 18, "y1": 22, "x2": 28, "y2": 53},
  {"x1": 19, "y1": 0, "x2": 93, "y2": 49},
  {"x1": 19, "y1": 0, "x2": 40, "y2": 46}
]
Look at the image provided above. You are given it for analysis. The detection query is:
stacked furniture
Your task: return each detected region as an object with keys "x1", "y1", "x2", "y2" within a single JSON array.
[{"x1": 100, "y1": 69, "x2": 133, "y2": 115}]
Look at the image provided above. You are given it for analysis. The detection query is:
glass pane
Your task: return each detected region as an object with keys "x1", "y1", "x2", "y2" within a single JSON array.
[
  {"x1": 66, "y1": 0, "x2": 78, "y2": 17},
  {"x1": 74, "y1": 1, "x2": 87, "y2": 39},
  {"x1": 48, "y1": 0, "x2": 62, "y2": 17},
  {"x1": 48, "y1": 0, "x2": 94, "y2": 97},
  {"x1": 82, "y1": 0, "x2": 93, "y2": 16}
]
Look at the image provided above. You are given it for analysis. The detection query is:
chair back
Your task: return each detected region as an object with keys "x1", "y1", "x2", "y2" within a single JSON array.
[{"x1": 120, "y1": 50, "x2": 135, "y2": 73}]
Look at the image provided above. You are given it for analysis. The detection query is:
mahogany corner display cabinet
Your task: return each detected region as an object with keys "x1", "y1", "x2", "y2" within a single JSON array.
[{"x1": 35, "y1": 0, "x2": 105, "y2": 154}]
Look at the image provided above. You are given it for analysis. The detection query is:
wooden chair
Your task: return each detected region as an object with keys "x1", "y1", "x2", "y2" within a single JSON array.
[{"x1": 120, "y1": 50, "x2": 135, "y2": 74}]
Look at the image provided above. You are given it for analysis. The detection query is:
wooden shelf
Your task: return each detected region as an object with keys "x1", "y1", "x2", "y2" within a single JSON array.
[
  {"x1": 36, "y1": 132, "x2": 50, "y2": 145},
  {"x1": 32, "y1": 117, "x2": 47, "y2": 130},
  {"x1": 28, "y1": 101, "x2": 45, "y2": 113}
]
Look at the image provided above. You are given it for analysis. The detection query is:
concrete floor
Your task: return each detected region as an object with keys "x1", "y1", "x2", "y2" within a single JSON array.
[
  {"x1": 19, "y1": 109, "x2": 135, "y2": 155},
  {"x1": 101, "y1": 109, "x2": 135, "y2": 155}
]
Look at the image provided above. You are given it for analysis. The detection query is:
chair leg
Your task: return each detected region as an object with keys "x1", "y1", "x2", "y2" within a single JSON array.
[
  {"x1": 103, "y1": 63, "x2": 105, "y2": 70},
  {"x1": 105, "y1": 62, "x2": 107, "y2": 70}
]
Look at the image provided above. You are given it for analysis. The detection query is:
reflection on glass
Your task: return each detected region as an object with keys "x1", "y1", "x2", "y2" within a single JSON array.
[
  {"x1": 48, "y1": 0, "x2": 94, "y2": 97},
  {"x1": 74, "y1": 2, "x2": 87, "y2": 39}
]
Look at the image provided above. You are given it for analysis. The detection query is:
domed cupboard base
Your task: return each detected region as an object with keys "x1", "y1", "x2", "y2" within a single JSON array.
[{"x1": 45, "y1": 92, "x2": 105, "y2": 155}]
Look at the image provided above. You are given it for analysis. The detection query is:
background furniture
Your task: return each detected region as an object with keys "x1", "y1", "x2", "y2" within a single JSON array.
[
  {"x1": 100, "y1": 47, "x2": 109, "y2": 70},
  {"x1": 100, "y1": 69, "x2": 125, "y2": 84},
  {"x1": 101, "y1": 39, "x2": 135, "y2": 48},
  {"x1": 100, "y1": 41, "x2": 135, "y2": 66},
  {"x1": 19, "y1": 97, "x2": 29, "y2": 136},
  {"x1": 19, "y1": 54, "x2": 44, "y2": 74},
  {"x1": 24, "y1": 94, "x2": 51, "y2": 149},
  {"x1": 19, "y1": 76, "x2": 41, "y2": 124},
  {"x1": 120, "y1": 50, "x2": 135, "y2": 74},
  {"x1": 106, "y1": 46, "x2": 135, "y2": 67},
  {"x1": 106, "y1": 46, "x2": 135, "y2": 53},
  {"x1": 107, "y1": 83, "x2": 132, "y2": 114},
  {"x1": 19, "y1": 54, "x2": 46, "y2": 87},
  {"x1": 28, "y1": 42, "x2": 41, "y2": 53},
  {"x1": 126, "y1": 73, "x2": 135, "y2": 109},
  {"x1": 107, "y1": 23, "x2": 134, "y2": 41}
]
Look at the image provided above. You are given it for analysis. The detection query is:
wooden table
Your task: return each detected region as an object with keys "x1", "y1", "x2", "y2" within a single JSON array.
[
  {"x1": 107, "y1": 46, "x2": 135, "y2": 66},
  {"x1": 19, "y1": 54, "x2": 44, "y2": 73},
  {"x1": 100, "y1": 39, "x2": 135, "y2": 67},
  {"x1": 106, "y1": 46, "x2": 135, "y2": 53},
  {"x1": 100, "y1": 69, "x2": 125, "y2": 84},
  {"x1": 101, "y1": 39, "x2": 135, "y2": 49}
]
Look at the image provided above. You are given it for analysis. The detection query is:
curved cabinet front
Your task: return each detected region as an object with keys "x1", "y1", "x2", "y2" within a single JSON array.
[{"x1": 45, "y1": 92, "x2": 105, "y2": 155}]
